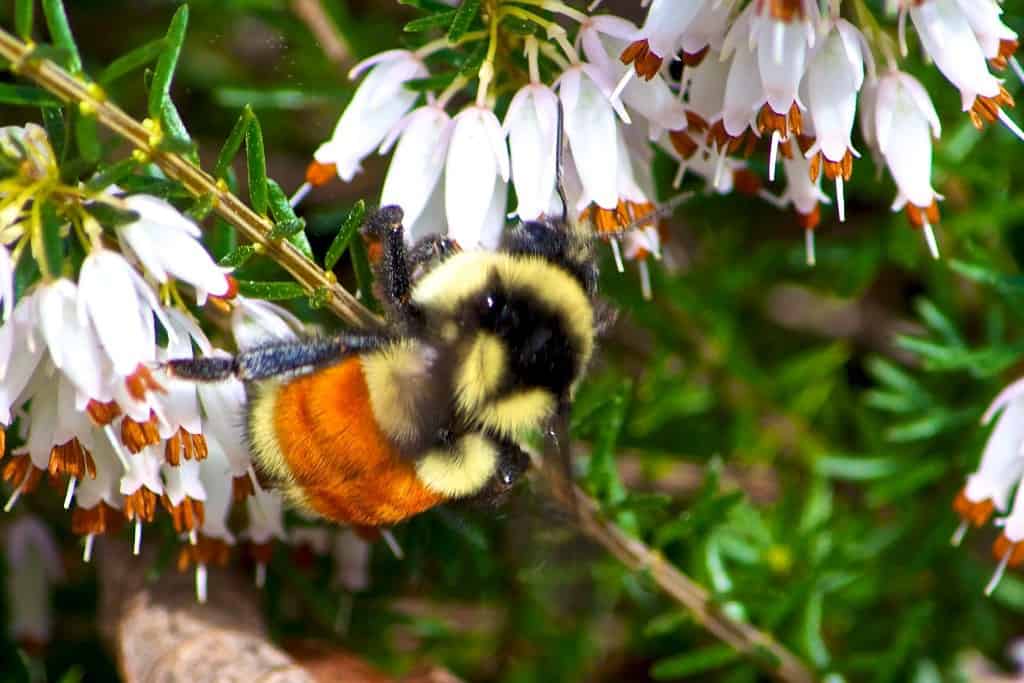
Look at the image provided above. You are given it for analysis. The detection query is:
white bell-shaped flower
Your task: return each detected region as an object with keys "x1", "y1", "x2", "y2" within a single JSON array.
[
  {"x1": 117, "y1": 194, "x2": 229, "y2": 304},
  {"x1": 504, "y1": 83, "x2": 559, "y2": 221},
  {"x1": 444, "y1": 106, "x2": 510, "y2": 249},
  {"x1": 314, "y1": 50, "x2": 428, "y2": 182},
  {"x1": 380, "y1": 105, "x2": 453, "y2": 233},
  {"x1": 560, "y1": 64, "x2": 625, "y2": 212}
]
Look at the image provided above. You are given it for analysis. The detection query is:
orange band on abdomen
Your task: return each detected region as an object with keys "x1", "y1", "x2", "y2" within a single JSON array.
[{"x1": 272, "y1": 358, "x2": 444, "y2": 526}]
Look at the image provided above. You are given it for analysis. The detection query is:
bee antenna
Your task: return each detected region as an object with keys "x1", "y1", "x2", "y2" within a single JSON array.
[{"x1": 555, "y1": 99, "x2": 569, "y2": 226}]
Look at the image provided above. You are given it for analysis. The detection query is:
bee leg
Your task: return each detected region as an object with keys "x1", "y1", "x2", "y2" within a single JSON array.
[
  {"x1": 364, "y1": 206, "x2": 422, "y2": 329},
  {"x1": 167, "y1": 334, "x2": 387, "y2": 382}
]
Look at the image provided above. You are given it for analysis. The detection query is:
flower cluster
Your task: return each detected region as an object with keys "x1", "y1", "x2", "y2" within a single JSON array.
[
  {"x1": 303, "y1": 0, "x2": 1021, "y2": 273},
  {"x1": 0, "y1": 124, "x2": 300, "y2": 603}
]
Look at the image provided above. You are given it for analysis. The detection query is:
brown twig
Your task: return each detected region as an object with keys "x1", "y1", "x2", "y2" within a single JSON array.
[
  {"x1": 0, "y1": 28, "x2": 816, "y2": 683},
  {"x1": 291, "y1": 0, "x2": 350, "y2": 65}
]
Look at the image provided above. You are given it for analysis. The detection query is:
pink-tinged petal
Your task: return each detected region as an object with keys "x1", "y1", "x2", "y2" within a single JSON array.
[
  {"x1": 380, "y1": 106, "x2": 452, "y2": 229},
  {"x1": 316, "y1": 56, "x2": 427, "y2": 182},
  {"x1": 880, "y1": 89, "x2": 937, "y2": 208},
  {"x1": 910, "y1": 0, "x2": 1000, "y2": 110},
  {"x1": 348, "y1": 49, "x2": 416, "y2": 80},
  {"x1": 124, "y1": 194, "x2": 201, "y2": 237},
  {"x1": 641, "y1": 0, "x2": 707, "y2": 57},
  {"x1": 722, "y1": 43, "x2": 764, "y2": 136},
  {"x1": 445, "y1": 107, "x2": 502, "y2": 246},
  {"x1": 506, "y1": 85, "x2": 558, "y2": 221},
  {"x1": 806, "y1": 27, "x2": 863, "y2": 161},
  {"x1": 965, "y1": 397, "x2": 1024, "y2": 511},
  {"x1": 589, "y1": 15, "x2": 640, "y2": 42},
  {"x1": 681, "y1": 0, "x2": 734, "y2": 54},
  {"x1": 163, "y1": 459, "x2": 206, "y2": 507},
  {"x1": 873, "y1": 75, "x2": 898, "y2": 154},
  {"x1": 198, "y1": 436, "x2": 238, "y2": 541},
  {"x1": 896, "y1": 72, "x2": 942, "y2": 138},
  {"x1": 38, "y1": 280, "x2": 108, "y2": 401},
  {"x1": 479, "y1": 109, "x2": 510, "y2": 182},
  {"x1": 956, "y1": 0, "x2": 1017, "y2": 58},
  {"x1": 984, "y1": 377, "x2": 1024, "y2": 424},
  {"x1": 561, "y1": 68, "x2": 620, "y2": 210},
  {"x1": 78, "y1": 250, "x2": 154, "y2": 375},
  {"x1": 756, "y1": 20, "x2": 808, "y2": 114},
  {"x1": 478, "y1": 178, "x2": 508, "y2": 251},
  {"x1": 685, "y1": 50, "x2": 729, "y2": 122}
]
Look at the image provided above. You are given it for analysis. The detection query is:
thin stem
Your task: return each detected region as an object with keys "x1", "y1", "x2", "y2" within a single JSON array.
[
  {"x1": 0, "y1": 28, "x2": 381, "y2": 330},
  {"x1": 533, "y1": 457, "x2": 815, "y2": 683}
]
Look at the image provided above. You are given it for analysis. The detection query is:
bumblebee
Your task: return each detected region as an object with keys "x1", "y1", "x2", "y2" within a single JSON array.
[{"x1": 169, "y1": 206, "x2": 599, "y2": 528}]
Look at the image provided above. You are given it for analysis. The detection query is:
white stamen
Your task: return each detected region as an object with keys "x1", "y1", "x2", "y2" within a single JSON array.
[
  {"x1": 673, "y1": 162, "x2": 686, "y2": 189},
  {"x1": 996, "y1": 108, "x2": 1024, "y2": 142},
  {"x1": 951, "y1": 520, "x2": 969, "y2": 547},
  {"x1": 922, "y1": 219, "x2": 940, "y2": 259},
  {"x1": 610, "y1": 238, "x2": 625, "y2": 273},
  {"x1": 773, "y1": 21, "x2": 785, "y2": 64},
  {"x1": 638, "y1": 260, "x2": 653, "y2": 301},
  {"x1": 64, "y1": 477, "x2": 77, "y2": 509},
  {"x1": 611, "y1": 69, "x2": 635, "y2": 104},
  {"x1": 985, "y1": 545, "x2": 1014, "y2": 596},
  {"x1": 836, "y1": 176, "x2": 846, "y2": 222},
  {"x1": 83, "y1": 534, "x2": 95, "y2": 563},
  {"x1": 133, "y1": 519, "x2": 142, "y2": 556},
  {"x1": 4, "y1": 474, "x2": 26, "y2": 513},
  {"x1": 382, "y1": 529, "x2": 404, "y2": 560},
  {"x1": 103, "y1": 425, "x2": 132, "y2": 471},
  {"x1": 1011, "y1": 57, "x2": 1024, "y2": 85},
  {"x1": 289, "y1": 182, "x2": 312, "y2": 208},
  {"x1": 768, "y1": 131, "x2": 781, "y2": 182},
  {"x1": 189, "y1": 528, "x2": 198, "y2": 546},
  {"x1": 196, "y1": 563, "x2": 208, "y2": 604},
  {"x1": 713, "y1": 149, "x2": 728, "y2": 191},
  {"x1": 255, "y1": 562, "x2": 267, "y2": 588},
  {"x1": 805, "y1": 229, "x2": 816, "y2": 266}
]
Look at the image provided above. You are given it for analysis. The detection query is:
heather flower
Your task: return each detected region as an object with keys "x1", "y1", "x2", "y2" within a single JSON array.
[
  {"x1": 872, "y1": 70, "x2": 943, "y2": 257},
  {"x1": 443, "y1": 106, "x2": 510, "y2": 250},
  {"x1": 313, "y1": 50, "x2": 428, "y2": 182},
  {"x1": 908, "y1": 0, "x2": 1023, "y2": 139},
  {"x1": 778, "y1": 150, "x2": 830, "y2": 265},
  {"x1": 504, "y1": 83, "x2": 559, "y2": 221},
  {"x1": 119, "y1": 444, "x2": 164, "y2": 554},
  {"x1": 620, "y1": 0, "x2": 711, "y2": 79},
  {"x1": 560, "y1": 64, "x2": 627, "y2": 212},
  {"x1": 116, "y1": 194, "x2": 230, "y2": 304},
  {"x1": 231, "y1": 296, "x2": 305, "y2": 350},
  {"x1": 379, "y1": 105, "x2": 453, "y2": 233},
  {"x1": 803, "y1": 19, "x2": 870, "y2": 222}
]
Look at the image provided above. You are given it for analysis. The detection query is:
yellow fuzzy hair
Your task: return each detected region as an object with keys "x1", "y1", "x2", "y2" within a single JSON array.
[
  {"x1": 415, "y1": 433, "x2": 499, "y2": 497},
  {"x1": 361, "y1": 340, "x2": 434, "y2": 445},
  {"x1": 246, "y1": 380, "x2": 313, "y2": 513},
  {"x1": 477, "y1": 388, "x2": 556, "y2": 439},
  {"x1": 454, "y1": 333, "x2": 506, "y2": 413},
  {"x1": 411, "y1": 251, "x2": 594, "y2": 369}
]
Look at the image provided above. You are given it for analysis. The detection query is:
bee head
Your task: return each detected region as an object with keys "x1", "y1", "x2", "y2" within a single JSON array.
[{"x1": 504, "y1": 219, "x2": 597, "y2": 298}]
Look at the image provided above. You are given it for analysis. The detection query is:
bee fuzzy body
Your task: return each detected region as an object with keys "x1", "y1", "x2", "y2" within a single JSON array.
[{"x1": 170, "y1": 207, "x2": 597, "y2": 528}]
